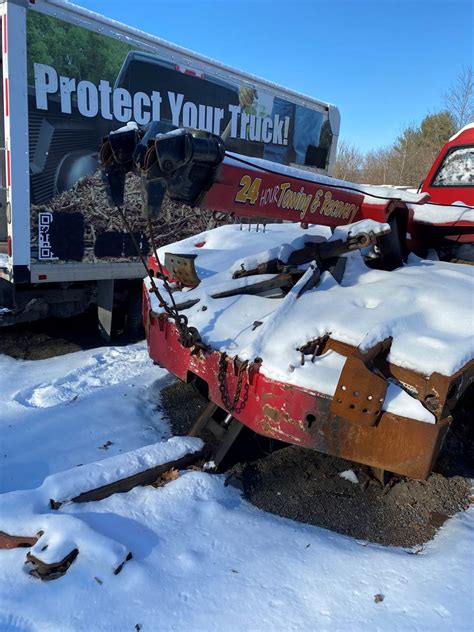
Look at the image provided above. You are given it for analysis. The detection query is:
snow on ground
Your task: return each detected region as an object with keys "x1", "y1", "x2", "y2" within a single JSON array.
[
  {"x1": 0, "y1": 343, "x2": 473, "y2": 631},
  {"x1": 0, "y1": 343, "x2": 172, "y2": 493}
]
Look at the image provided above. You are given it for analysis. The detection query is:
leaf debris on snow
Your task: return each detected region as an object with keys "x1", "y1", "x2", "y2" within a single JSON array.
[{"x1": 99, "y1": 440, "x2": 114, "y2": 450}]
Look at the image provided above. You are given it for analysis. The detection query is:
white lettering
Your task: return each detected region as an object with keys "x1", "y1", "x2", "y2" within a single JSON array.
[
  {"x1": 59, "y1": 76, "x2": 76, "y2": 114},
  {"x1": 133, "y1": 92, "x2": 151, "y2": 125},
  {"x1": 228, "y1": 105, "x2": 240, "y2": 137},
  {"x1": 168, "y1": 92, "x2": 184, "y2": 126},
  {"x1": 77, "y1": 80, "x2": 98, "y2": 118},
  {"x1": 182, "y1": 101, "x2": 198, "y2": 128},
  {"x1": 150, "y1": 91, "x2": 162, "y2": 121},
  {"x1": 272, "y1": 114, "x2": 284, "y2": 144},
  {"x1": 240, "y1": 111, "x2": 250, "y2": 139},
  {"x1": 34, "y1": 63, "x2": 58, "y2": 110},
  {"x1": 213, "y1": 108, "x2": 224, "y2": 135},
  {"x1": 262, "y1": 117, "x2": 273, "y2": 143},
  {"x1": 32, "y1": 64, "x2": 290, "y2": 146},
  {"x1": 113, "y1": 88, "x2": 132, "y2": 122},
  {"x1": 98, "y1": 80, "x2": 113, "y2": 120},
  {"x1": 249, "y1": 115, "x2": 262, "y2": 142}
]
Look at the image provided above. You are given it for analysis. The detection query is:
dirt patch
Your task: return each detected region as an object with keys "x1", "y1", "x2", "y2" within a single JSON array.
[
  {"x1": 160, "y1": 381, "x2": 473, "y2": 548},
  {"x1": 229, "y1": 447, "x2": 471, "y2": 548},
  {"x1": 0, "y1": 310, "x2": 114, "y2": 360},
  {"x1": 159, "y1": 381, "x2": 209, "y2": 436}
]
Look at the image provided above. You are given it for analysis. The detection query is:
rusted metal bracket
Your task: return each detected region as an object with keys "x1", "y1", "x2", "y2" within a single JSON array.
[
  {"x1": 164, "y1": 252, "x2": 200, "y2": 287},
  {"x1": 0, "y1": 531, "x2": 38, "y2": 550},
  {"x1": 331, "y1": 340, "x2": 391, "y2": 426},
  {"x1": 26, "y1": 548, "x2": 79, "y2": 581}
]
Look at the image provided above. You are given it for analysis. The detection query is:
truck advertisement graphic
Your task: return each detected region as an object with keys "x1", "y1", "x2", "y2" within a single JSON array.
[{"x1": 27, "y1": 10, "x2": 334, "y2": 264}]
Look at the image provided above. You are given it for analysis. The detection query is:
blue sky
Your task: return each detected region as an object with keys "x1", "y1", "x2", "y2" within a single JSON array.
[{"x1": 75, "y1": 0, "x2": 472, "y2": 152}]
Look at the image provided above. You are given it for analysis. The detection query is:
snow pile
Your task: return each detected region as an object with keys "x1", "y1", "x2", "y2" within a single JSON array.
[
  {"x1": 149, "y1": 223, "x2": 473, "y2": 422},
  {"x1": 0, "y1": 436, "x2": 203, "y2": 577},
  {"x1": 0, "y1": 345, "x2": 202, "y2": 582},
  {"x1": 0, "y1": 253, "x2": 8, "y2": 268},
  {"x1": 339, "y1": 469, "x2": 359, "y2": 484},
  {"x1": 449, "y1": 122, "x2": 474, "y2": 142},
  {"x1": 410, "y1": 201, "x2": 474, "y2": 224}
]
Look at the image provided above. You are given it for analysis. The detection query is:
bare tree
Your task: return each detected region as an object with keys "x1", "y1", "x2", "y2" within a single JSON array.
[
  {"x1": 333, "y1": 141, "x2": 364, "y2": 181},
  {"x1": 444, "y1": 66, "x2": 474, "y2": 129}
]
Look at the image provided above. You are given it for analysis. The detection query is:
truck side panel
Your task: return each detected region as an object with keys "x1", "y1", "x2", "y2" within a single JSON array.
[
  {"x1": 3, "y1": 1, "x2": 30, "y2": 282},
  {"x1": 20, "y1": 0, "x2": 338, "y2": 281}
]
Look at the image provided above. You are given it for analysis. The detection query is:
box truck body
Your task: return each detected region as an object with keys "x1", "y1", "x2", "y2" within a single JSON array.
[{"x1": 0, "y1": 0, "x2": 340, "y2": 335}]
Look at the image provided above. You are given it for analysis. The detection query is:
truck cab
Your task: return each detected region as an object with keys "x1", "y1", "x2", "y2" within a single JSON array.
[
  {"x1": 413, "y1": 124, "x2": 474, "y2": 261},
  {"x1": 421, "y1": 124, "x2": 474, "y2": 207}
]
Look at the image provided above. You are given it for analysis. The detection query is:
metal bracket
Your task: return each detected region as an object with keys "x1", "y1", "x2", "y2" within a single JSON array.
[
  {"x1": 331, "y1": 340, "x2": 391, "y2": 426},
  {"x1": 164, "y1": 252, "x2": 199, "y2": 287}
]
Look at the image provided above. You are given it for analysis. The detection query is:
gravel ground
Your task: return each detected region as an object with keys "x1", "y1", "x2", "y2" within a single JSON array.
[
  {"x1": 0, "y1": 310, "x2": 134, "y2": 360},
  {"x1": 160, "y1": 380, "x2": 473, "y2": 548}
]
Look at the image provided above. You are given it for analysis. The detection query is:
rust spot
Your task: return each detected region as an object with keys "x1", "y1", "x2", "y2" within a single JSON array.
[{"x1": 263, "y1": 404, "x2": 280, "y2": 423}]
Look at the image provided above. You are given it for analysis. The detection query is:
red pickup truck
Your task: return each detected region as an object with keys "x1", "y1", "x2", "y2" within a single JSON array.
[{"x1": 413, "y1": 124, "x2": 474, "y2": 261}]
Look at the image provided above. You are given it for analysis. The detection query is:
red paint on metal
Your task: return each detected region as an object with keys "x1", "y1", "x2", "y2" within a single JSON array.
[
  {"x1": 4, "y1": 77, "x2": 8, "y2": 117},
  {"x1": 202, "y1": 162, "x2": 391, "y2": 227},
  {"x1": 7, "y1": 236, "x2": 11, "y2": 257},
  {"x1": 421, "y1": 126, "x2": 474, "y2": 207},
  {"x1": 142, "y1": 287, "x2": 452, "y2": 480}
]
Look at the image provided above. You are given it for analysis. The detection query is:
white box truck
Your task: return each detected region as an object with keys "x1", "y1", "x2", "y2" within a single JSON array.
[{"x1": 0, "y1": 0, "x2": 340, "y2": 338}]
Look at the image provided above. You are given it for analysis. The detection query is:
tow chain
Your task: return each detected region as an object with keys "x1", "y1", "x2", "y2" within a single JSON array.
[
  {"x1": 218, "y1": 353, "x2": 250, "y2": 414},
  {"x1": 117, "y1": 203, "x2": 250, "y2": 410},
  {"x1": 115, "y1": 205, "x2": 200, "y2": 348}
]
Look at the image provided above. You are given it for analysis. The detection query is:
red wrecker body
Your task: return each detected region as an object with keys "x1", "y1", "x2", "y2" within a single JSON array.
[{"x1": 100, "y1": 127, "x2": 474, "y2": 480}]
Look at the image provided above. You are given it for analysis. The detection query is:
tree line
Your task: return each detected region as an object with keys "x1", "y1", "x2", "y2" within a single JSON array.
[{"x1": 333, "y1": 67, "x2": 474, "y2": 187}]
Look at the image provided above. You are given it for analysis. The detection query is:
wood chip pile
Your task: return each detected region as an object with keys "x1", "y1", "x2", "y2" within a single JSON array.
[{"x1": 30, "y1": 171, "x2": 234, "y2": 262}]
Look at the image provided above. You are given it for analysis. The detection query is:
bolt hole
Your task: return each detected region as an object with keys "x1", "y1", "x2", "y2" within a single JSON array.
[
  {"x1": 305, "y1": 413, "x2": 316, "y2": 427},
  {"x1": 353, "y1": 391, "x2": 360, "y2": 397},
  {"x1": 367, "y1": 395, "x2": 373, "y2": 400},
  {"x1": 337, "y1": 398, "x2": 342, "y2": 404},
  {"x1": 362, "y1": 408, "x2": 368, "y2": 413},
  {"x1": 341, "y1": 385, "x2": 347, "y2": 391},
  {"x1": 349, "y1": 404, "x2": 355, "y2": 409},
  {"x1": 374, "y1": 410, "x2": 380, "y2": 415}
]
